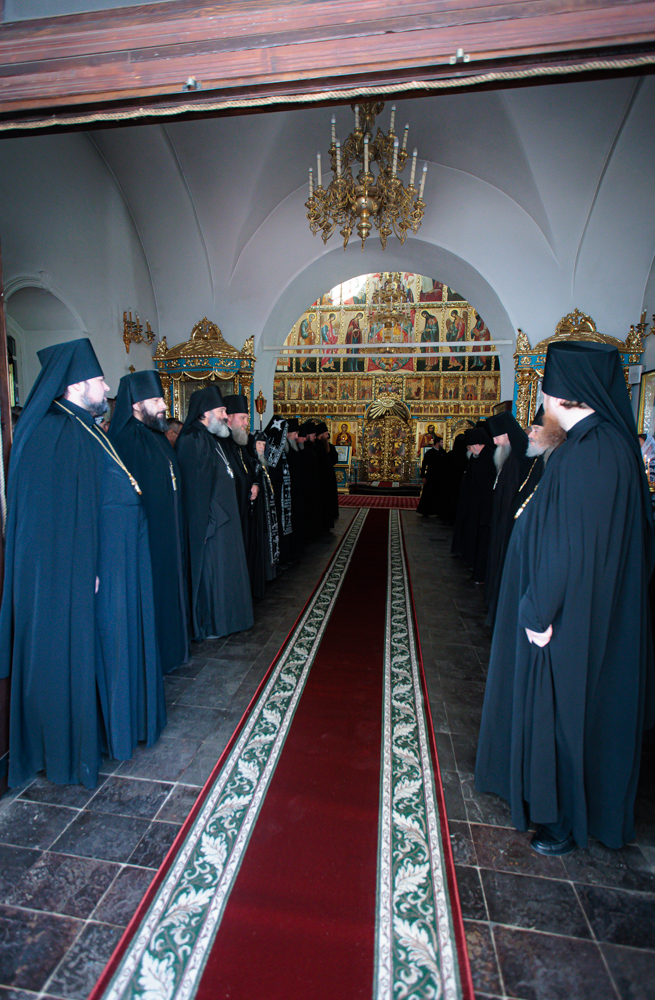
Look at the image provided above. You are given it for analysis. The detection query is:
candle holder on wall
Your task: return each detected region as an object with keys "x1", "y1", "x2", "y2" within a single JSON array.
[
  {"x1": 255, "y1": 388, "x2": 267, "y2": 430},
  {"x1": 123, "y1": 311, "x2": 155, "y2": 353}
]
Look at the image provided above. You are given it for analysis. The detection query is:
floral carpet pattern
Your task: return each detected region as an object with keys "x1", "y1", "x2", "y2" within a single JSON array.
[
  {"x1": 92, "y1": 507, "x2": 468, "y2": 1000},
  {"x1": 376, "y1": 510, "x2": 463, "y2": 1000}
]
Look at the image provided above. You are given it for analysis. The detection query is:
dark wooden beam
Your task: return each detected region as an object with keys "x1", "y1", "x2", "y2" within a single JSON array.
[{"x1": 0, "y1": 0, "x2": 654, "y2": 126}]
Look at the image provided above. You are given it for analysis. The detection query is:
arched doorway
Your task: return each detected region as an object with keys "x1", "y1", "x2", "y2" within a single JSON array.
[
  {"x1": 6, "y1": 284, "x2": 84, "y2": 403},
  {"x1": 273, "y1": 270, "x2": 501, "y2": 486}
]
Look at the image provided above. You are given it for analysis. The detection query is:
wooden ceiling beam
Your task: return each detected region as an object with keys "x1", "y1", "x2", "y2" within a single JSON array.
[{"x1": 0, "y1": 0, "x2": 654, "y2": 122}]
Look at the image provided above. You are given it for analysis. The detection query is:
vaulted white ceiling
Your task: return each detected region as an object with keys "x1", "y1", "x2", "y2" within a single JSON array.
[{"x1": 2, "y1": 72, "x2": 654, "y2": 400}]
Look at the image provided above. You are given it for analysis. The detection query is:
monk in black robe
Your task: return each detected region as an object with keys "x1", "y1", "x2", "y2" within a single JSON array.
[
  {"x1": 417, "y1": 435, "x2": 447, "y2": 516},
  {"x1": 176, "y1": 386, "x2": 253, "y2": 640},
  {"x1": 250, "y1": 429, "x2": 280, "y2": 581},
  {"x1": 483, "y1": 410, "x2": 529, "y2": 618},
  {"x1": 284, "y1": 417, "x2": 305, "y2": 559},
  {"x1": 315, "y1": 420, "x2": 339, "y2": 531},
  {"x1": 0, "y1": 338, "x2": 165, "y2": 789},
  {"x1": 451, "y1": 426, "x2": 496, "y2": 583},
  {"x1": 223, "y1": 394, "x2": 266, "y2": 598},
  {"x1": 263, "y1": 416, "x2": 293, "y2": 567},
  {"x1": 110, "y1": 369, "x2": 189, "y2": 674},
  {"x1": 298, "y1": 421, "x2": 321, "y2": 542},
  {"x1": 442, "y1": 433, "x2": 467, "y2": 523},
  {"x1": 476, "y1": 341, "x2": 655, "y2": 853}
]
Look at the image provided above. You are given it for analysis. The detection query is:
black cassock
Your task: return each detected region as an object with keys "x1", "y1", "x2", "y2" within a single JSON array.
[
  {"x1": 176, "y1": 423, "x2": 253, "y2": 639},
  {"x1": 0, "y1": 401, "x2": 165, "y2": 788},
  {"x1": 111, "y1": 416, "x2": 189, "y2": 674},
  {"x1": 476, "y1": 414, "x2": 655, "y2": 848},
  {"x1": 299, "y1": 443, "x2": 321, "y2": 541},
  {"x1": 315, "y1": 441, "x2": 339, "y2": 531},
  {"x1": 451, "y1": 445, "x2": 496, "y2": 581},
  {"x1": 223, "y1": 434, "x2": 267, "y2": 599},
  {"x1": 285, "y1": 443, "x2": 305, "y2": 559},
  {"x1": 417, "y1": 447, "x2": 447, "y2": 515},
  {"x1": 484, "y1": 434, "x2": 529, "y2": 614}
]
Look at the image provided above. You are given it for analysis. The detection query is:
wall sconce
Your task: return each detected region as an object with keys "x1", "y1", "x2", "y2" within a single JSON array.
[
  {"x1": 123, "y1": 311, "x2": 155, "y2": 353},
  {"x1": 254, "y1": 388, "x2": 267, "y2": 430}
]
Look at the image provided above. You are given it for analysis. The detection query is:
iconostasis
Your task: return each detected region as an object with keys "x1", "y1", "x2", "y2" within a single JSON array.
[{"x1": 273, "y1": 271, "x2": 502, "y2": 481}]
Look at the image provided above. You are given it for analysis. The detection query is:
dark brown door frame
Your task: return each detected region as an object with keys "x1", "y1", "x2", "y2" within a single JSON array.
[{"x1": 0, "y1": 237, "x2": 13, "y2": 796}]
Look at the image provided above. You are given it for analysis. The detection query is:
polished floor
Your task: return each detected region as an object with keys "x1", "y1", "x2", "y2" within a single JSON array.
[{"x1": 0, "y1": 510, "x2": 653, "y2": 1000}]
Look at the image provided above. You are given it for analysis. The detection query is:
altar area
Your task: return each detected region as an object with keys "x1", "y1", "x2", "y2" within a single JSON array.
[{"x1": 272, "y1": 271, "x2": 503, "y2": 487}]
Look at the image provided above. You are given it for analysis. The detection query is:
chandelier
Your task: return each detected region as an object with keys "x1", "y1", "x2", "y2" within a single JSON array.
[{"x1": 305, "y1": 102, "x2": 428, "y2": 252}]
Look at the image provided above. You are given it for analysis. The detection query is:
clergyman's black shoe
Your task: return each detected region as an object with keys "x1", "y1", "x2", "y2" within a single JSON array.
[{"x1": 531, "y1": 826, "x2": 576, "y2": 857}]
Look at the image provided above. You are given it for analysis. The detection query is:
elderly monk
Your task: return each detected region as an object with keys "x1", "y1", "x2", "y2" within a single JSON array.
[{"x1": 176, "y1": 385, "x2": 253, "y2": 640}]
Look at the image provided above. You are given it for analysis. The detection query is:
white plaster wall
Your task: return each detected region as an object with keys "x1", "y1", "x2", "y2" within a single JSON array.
[{"x1": 0, "y1": 131, "x2": 158, "y2": 397}]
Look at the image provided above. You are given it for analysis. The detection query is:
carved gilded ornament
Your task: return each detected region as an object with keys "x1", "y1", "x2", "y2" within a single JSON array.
[
  {"x1": 154, "y1": 318, "x2": 256, "y2": 419},
  {"x1": 513, "y1": 309, "x2": 644, "y2": 426}
]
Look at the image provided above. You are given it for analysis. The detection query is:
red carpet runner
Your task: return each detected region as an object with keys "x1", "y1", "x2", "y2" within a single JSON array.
[
  {"x1": 339, "y1": 494, "x2": 419, "y2": 508},
  {"x1": 90, "y1": 510, "x2": 472, "y2": 1000}
]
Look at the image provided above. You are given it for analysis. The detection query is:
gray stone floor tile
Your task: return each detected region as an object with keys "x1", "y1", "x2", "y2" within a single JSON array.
[
  {"x1": 47, "y1": 922, "x2": 123, "y2": 1000},
  {"x1": 493, "y1": 925, "x2": 617, "y2": 1000},
  {"x1": 91, "y1": 866, "x2": 154, "y2": 927},
  {"x1": 0, "y1": 906, "x2": 81, "y2": 991},
  {"x1": 3, "y1": 853, "x2": 118, "y2": 919},
  {"x1": 0, "y1": 802, "x2": 77, "y2": 852}
]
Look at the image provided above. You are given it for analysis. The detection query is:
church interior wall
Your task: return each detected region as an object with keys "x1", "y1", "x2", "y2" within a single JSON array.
[
  {"x1": 0, "y1": 77, "x2": 654, "y2": 419},
  {"x1": 0, "y1": 130, "x2": 158, "y2": 401}
]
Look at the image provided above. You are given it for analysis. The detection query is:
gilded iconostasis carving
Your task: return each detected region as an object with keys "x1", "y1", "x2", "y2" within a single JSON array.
[{"x1": 273, "y1": 271, "x2": 502, "y2": 482}]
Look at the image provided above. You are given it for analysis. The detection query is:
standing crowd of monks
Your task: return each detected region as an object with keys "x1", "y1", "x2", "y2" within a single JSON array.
[
  {"x1": 1, "y1": 335, "x2": 653, "y2": 859},
  {"x1": 0, "y1": 338, "x2": 339, "y2": 790},
  {"x1": 417, "y1": 342, "x2": 655, "y2": 856}
]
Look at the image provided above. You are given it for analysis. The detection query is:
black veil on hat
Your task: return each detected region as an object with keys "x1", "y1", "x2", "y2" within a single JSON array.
[
  {"x1": 10, "y1": 338, "x2": 104, "y2": 477},
  {"x1": 542, "y1": 341, "x2": 638, "y2": 454},
  {"x1": 485, "y1": 409, "x2": 526, "y2": 451},
  {"x1": 464, "y1": 426, "x2": 492, "y2": 447},
  {"x1": 532, "y1": 405, "x2": 544, "y2": 427},
  {"x1": 179, "y1": 385, "x2": 225, "y2": 436},
  {"x1": 298, "y1": 421, "x2": 315, "y2": 437},
  {"x1": 542, "y1": 339, "x2": 652, "y2": 524},
  {"x1": 109, "y1": 370, "x2": 164, "y2": 440},
  {"x1": 224, "y1": 394, "x2": 249, "y2": 415},
  {"x1": 286, "y1": 417, "x2": 300, "y2": 433},
  {"x1": 263, "y1": 415, "x2": 288, "y2": 468}
]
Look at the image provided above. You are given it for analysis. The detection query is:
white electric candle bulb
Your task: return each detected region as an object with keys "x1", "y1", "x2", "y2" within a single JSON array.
[
  {"x1": 364, "y1": 136, "x2": 369, "y2": 173},
  {"x1": 392, "y1": 138, "x2": 399, "y2": 177},
  {"x1": 317, "y1": 152, "x2": 322, "y2": 187},
  {"x1": 309, "y1": 167, "x2": 313, "y2": 197},
  {"x1": 390, "y1": 105, "x2": 396, "y2": 133},
  {"x1": 410, "y1": 148, "x2": 417, "y2": 187},
  {"x1": 419, "y1": 162, "x2": 427, "y2": 199},
  {"x1": 402, "y1": 125, "x2": 409, "y2": 150},
  {"x1": 331, "y1": 116, "x2": 336, "y2": 144}
]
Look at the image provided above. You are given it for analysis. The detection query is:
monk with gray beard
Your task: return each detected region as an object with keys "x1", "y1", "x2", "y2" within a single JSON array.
[{"x1": 176, "y1": 385, "x2": 253, "y2": 640}]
